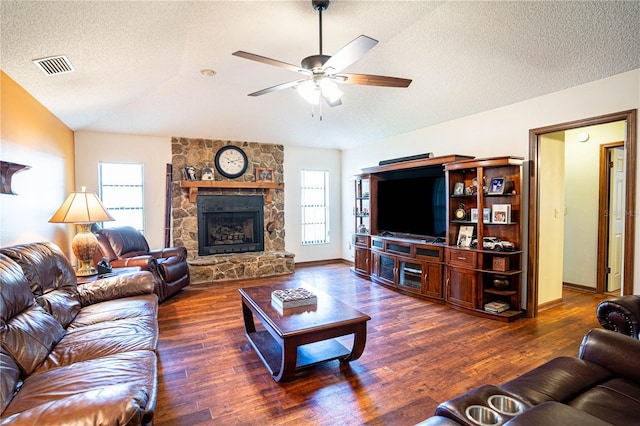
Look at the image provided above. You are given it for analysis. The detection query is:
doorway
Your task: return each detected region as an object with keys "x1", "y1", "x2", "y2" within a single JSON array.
[{"x1": 527, "y1": 110, "x2": 637, "y2": 317}]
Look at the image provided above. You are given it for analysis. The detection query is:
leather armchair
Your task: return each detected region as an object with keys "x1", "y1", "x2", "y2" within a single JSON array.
[
  {"x1": 596, "y1": 295, "x2": 640, "y2": 339},
  {"x1": 93, "y1": 226, "x2": 189, "y2": 302}
]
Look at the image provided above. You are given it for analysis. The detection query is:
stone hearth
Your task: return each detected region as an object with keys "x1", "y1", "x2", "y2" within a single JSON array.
[{"x1": 171, "y1": 137, "x2": 294, "y2": 284}]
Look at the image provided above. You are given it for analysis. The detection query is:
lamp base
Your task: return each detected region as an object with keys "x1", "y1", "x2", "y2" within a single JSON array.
[{"x1": 73, "y1": 223, "x2": 98, "y2": 277}]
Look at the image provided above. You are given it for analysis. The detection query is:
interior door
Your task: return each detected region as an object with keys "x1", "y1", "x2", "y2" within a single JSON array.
[{"x1": 607, "y1": 147, "x2": 625, "y2": 292}]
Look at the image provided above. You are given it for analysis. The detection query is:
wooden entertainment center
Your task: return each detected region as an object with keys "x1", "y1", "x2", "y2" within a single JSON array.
[{"x1": 351, "y1": 154, "x2": 525, "y2": 322}]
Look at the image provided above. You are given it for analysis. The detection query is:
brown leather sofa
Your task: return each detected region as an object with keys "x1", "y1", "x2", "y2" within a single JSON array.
[
  {"x1": 419, "y1": 328, "x2": 640, "y2": 425},
  {"x1": 93, "y1": 226, "x2": 190, "y2": 302},
  {"x1": 0, "y1": 242, "x2": 159, "y2": 425}
]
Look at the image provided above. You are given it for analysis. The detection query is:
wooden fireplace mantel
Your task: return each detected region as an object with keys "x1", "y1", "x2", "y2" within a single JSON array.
[{"x1": 179, "y1": 180, "x2": 284, "y2": 203}]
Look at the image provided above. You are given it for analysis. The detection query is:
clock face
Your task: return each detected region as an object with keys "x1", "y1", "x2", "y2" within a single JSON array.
[{"x1": 215, "y1": 146, "x2": 248, "y2": 178}]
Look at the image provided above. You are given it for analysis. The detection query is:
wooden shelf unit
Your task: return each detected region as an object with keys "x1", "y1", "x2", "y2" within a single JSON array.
[{"x1": 444, "y1": 156, "x2": 524, "y2": 322}]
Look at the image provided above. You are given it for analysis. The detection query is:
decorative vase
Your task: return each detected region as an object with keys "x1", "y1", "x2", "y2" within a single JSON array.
[{"x1": 493, "y1": 277, "x2": 509, "y2": 290}]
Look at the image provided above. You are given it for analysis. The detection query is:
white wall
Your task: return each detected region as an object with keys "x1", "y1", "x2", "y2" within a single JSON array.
[
  {"x1": 74, "y1": 131, "x2": 171, "y2": 249},
  {"x1": 284, "y1": 146, "x2": 343, "y2": 262},
  {"x1": 342, "y1": 69, "x2": 640, "y2": 295}
]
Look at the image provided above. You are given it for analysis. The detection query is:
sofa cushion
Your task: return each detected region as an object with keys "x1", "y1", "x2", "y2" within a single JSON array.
[
  {"x1": 0, "y1": 254, "x2": 66, "y2": 376},
  {"x1": 499, "y1": 356, "x2": 613, "y2": 405},
  {"x1": 569, "y1": 378, "x2": 640, "y2": 425},
  {"x1": 0, "y1": 242, "x2": 80, "y2": 327},
  {"x1": 97, "y1": 227, "x2": 150, "y2": 258},
  {"x1": 1, "y1": 350, "x2": 157, "y2": 425},
  {"x1": 68, "y1": 294, "x2": 158, "y2": 329},
  {"x1": 0, "y1": 350, "x2": 21, "y2": 414},
  {"x1": 36, "y1": 315, "x2": 158, "y2": 373}
]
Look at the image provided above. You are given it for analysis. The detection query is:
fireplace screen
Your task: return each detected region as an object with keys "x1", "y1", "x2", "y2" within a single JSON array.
[{"x1": 197, "y1": 195, "x2": 264, "y2": 255}]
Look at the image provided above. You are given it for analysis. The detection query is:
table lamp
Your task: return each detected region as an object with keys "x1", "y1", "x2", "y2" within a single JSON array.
[{"x1": 49, "y1": 187, "x2": 115, "y2": 276}]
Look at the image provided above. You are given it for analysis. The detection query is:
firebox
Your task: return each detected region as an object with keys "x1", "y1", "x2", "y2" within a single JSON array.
[{"x1": 197, "y1": 195, "x2": 264, "y2": 255}]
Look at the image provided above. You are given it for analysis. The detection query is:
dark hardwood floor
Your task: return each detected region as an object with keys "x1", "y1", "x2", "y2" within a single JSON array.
[{"x1": 154, "y1": 263, "x2": 612, "y2": 425}]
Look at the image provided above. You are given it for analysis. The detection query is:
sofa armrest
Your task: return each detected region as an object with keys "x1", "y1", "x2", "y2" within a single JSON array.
[
  {"x1": 108, "y1": 255, "x2": 158, "y2": 272},
  {"x1": 77, "y1": 271, "x2": 155, "y2": 306},
  {"x1": 148, "y1": 246, "x2": 187, "y2": 261},
  {"x1": 578, "y1": 328, "x2": 640, "y2": 384},
  {"x1": 596, "y1": 295, "x2": 640, "y2": 338}
]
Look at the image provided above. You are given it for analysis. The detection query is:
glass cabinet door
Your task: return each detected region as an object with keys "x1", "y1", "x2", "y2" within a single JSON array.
[{"x1": 398, "y1": 259, "x2": 423, "y2": 293}]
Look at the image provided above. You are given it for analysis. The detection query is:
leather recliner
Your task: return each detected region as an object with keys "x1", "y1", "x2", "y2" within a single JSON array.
[
  {"x1": 596, "y1": 295, "x2": 640, "y2": 339},
  {"x1": 93, "y1": 226, "x2": 189, "y2": 302}
]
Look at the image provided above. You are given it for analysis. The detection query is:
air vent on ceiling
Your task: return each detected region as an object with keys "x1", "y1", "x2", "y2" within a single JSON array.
[{"x1": 32, "y1": 55, "x2": 75, "y2": 75}]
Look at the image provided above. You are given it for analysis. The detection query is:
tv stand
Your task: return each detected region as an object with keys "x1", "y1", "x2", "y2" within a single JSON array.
[{"x1": 351, "y1": 154, "x2": 525, "y2": 322}]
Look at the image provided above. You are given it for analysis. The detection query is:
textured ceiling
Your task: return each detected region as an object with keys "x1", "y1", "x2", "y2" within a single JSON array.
[{"x1": 2, "y1": 1, "x2": 639, "y2": 150}]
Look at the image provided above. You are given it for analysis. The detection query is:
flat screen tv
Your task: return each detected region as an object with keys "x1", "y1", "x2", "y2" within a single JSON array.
[{"x1": 376, "y1": 172, "x2": 446, "y2": 239}]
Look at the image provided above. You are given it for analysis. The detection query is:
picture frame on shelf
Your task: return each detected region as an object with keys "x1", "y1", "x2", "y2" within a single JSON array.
[
  {"x1": 483, "y1": 208, "x2": 491, "y2": 223},
  {"x1": 470, "y1": 208, "x2": 478, "y2": 223},
  {"x1": 183, "y1": 166, "x2": 197, "y2": 181},
  {"x1": 487, "y1": 177, "x2": 506, "y2": 195},
  {"x1": 492, "y1": 204, "x2": 511, "y2": 224},
  {"x1": 453, "y1": 182, "x2": 465, "y2": 196},
  {"x1": 201, "y1": 167, "x2": 214, "y2": 181},
  {"x1": 256, "y1": 167, "x2": 274, "y2": 182},
  {"x1": 457, "y1": 225, "x2": 474, "y2": 247}
]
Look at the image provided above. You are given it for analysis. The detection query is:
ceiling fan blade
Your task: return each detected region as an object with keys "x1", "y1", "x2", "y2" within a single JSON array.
[
  {"x1": 336, "y1": 73, "x2": 412, "y2": 88},
  {"x1": 232, "y1": 51, "x2": 311, "y2": 75},
  {"x1": 248, "y1": 79, "x2": 307, "y2": 97},
  {"x1": 322, "y1": 35, "x2": 378, "y2": 74}
]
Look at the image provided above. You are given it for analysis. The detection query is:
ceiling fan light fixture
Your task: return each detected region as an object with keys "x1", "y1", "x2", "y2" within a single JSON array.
[
  {"x1": 297, "y1": 80, "x2": 320, "y2": 105},
  {"x1": 320, "y1": 78, "x2": 342, "y2": 103}
]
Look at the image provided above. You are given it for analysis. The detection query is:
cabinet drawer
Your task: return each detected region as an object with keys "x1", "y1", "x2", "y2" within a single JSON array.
[
  {"x1": 447, "y1": 249, "x2": 477, "y2": 268},
  {"x1": 353, "y1": 234, "x2": 370, "y2": 247}
]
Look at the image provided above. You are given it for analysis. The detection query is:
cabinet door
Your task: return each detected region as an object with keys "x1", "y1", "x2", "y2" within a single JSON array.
[
  {"x1": 398, "y1": 258, "x2": 423, "y2": 294},
  {"x1": 372, "y1": 253, "x2": 396, "y2": 286},
  {"x1": 423, "y1": 262, "x2": 443, "y2": 299},
  {"x1": 446, "y1": 266, "x2": 477, "y2": 309},
  {"x1": 354, "y1": 247, "x2": 370, "y2": 274}
]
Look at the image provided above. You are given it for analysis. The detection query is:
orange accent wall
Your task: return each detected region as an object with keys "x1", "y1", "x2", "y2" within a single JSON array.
[{"x1": 0, "y1": 70, "x2": 75, "y2": 256}]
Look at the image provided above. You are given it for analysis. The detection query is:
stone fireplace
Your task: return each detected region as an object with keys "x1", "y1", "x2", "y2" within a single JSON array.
[
  {"x1": 197, "y1": 195, "x2": 264, "y2": 255},
  {"x1": 171, "y1": 137, "x2": 294, "y2": 284}
]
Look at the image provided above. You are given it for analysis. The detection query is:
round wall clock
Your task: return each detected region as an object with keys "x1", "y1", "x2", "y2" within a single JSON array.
[{"x1": 214, "y1": 146, "x2": 248, "y2": 179}]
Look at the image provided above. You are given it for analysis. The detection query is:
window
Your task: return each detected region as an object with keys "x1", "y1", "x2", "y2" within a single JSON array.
[
  {"x1": 99, "y1": 162, "x2": 144, "y2": 233},
  {"x1": 301, "y1": 170, "x2": 329, "y2": 245}
]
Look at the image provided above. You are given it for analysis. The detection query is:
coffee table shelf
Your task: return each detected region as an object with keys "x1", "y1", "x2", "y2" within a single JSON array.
[
  {"x1": 247, "y1": 330, "x2": 351, "y2": 375},
  {"x1": 239, "y1": 284, "x2": 370, "y2": 382}
]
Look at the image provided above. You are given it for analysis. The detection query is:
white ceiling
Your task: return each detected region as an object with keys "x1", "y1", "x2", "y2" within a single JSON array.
[{"x1": 2, "y1": 1, "x2": 639, "y2": 150}]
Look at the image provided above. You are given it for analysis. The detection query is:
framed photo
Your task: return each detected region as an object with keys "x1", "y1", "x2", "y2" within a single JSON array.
[
  {"x1": 457, "y1": 225, "x2": 474, "y2": 247},
  {"x1": 492, "y1": 204, "x2": 511, "y2": 224},
  {"x1": 453, "y1": 182, "x2": 465, "y2": 196},
  {"x1": 470, "y1": 208, "x2": 478, "y2": 223},
  {"x1": 201, "y1": 167, "x2": 214, "y2": 181},
  {"x1": 256, "y1": 167, "x2": 274, "y2": 182},
  {"x1": 487, "y1": 177, "x2": 506, "y2": 195},
  {"x1": 483, "y1": 208, "x2": 491, "y2": 223},
  {"x1": 183, "y1": 166, "x2": 197, "y2": 181}
]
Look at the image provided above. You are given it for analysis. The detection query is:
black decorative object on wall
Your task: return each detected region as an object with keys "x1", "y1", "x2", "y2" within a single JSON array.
[{"x1": 0, "y1": 160, "x2": 31, "y2": 195}]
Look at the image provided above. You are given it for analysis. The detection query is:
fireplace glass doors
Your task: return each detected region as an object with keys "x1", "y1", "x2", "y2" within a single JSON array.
[{"x1": 197, "y1": 195, "x2": 264, "y2": 255}]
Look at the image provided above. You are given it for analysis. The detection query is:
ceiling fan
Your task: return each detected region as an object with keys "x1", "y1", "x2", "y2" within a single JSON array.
[{"x1": 232, "y1": 0, "x2": 412, "y2": 108}]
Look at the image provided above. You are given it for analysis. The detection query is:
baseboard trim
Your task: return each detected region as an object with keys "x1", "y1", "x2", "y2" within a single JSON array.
[
  {"x1": 295, "y1": 259, "x2": 350, "y2": 268},
  {"x1": 563, "y1": 282, "x2": 597, "y2": 293},
  {"x1": 538, "y1": 297, "x2": 564, "y2": 311}
]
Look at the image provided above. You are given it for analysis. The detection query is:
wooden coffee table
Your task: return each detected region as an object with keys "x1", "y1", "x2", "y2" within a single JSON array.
[{"x1": 239, "y1": 284, "x2": 371, "y2": 382}]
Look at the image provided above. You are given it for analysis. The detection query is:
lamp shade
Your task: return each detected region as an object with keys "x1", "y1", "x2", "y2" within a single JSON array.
[{"x1": 49, "y1": 187, "x2": 114, "y2": 224}]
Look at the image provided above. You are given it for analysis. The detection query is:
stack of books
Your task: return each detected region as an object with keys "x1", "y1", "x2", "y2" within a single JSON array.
[
  {"x1": 484, "y1": 301, "x2": 510, "y2": 313},
  {"x1": 271, "y1": 288, "x2": 317, "y2": 309}
]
